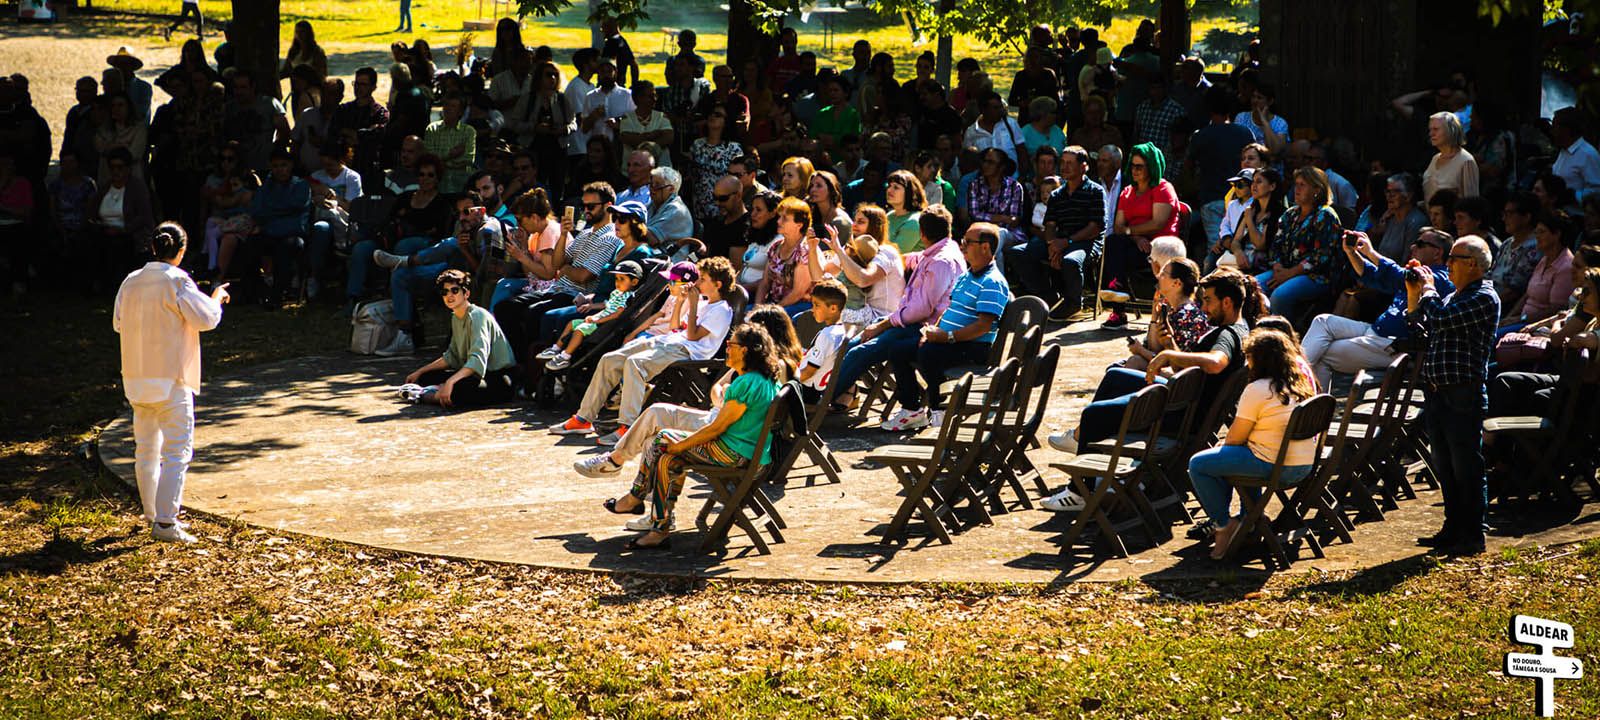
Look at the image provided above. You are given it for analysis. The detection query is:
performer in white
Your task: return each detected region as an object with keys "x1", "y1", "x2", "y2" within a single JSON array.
[{"x1": 113, "y1": 222, "x2": 230, "y2": 544}]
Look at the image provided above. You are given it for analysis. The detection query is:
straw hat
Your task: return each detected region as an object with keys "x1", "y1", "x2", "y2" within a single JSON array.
[
  {"x1": 847, "y1": 234, "x2": 879, "y2": 264},
  {"x1": 106, "y1": 46, "x2": 144, "y2": 71}
]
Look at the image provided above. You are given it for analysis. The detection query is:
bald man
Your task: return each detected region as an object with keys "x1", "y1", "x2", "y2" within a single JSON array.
[
  {"x1": 701, "y1": 175, "x2": 750, "y2": 261},
  {"x1": 384, "y1": 135, "x2": 425, "y2": 195}
]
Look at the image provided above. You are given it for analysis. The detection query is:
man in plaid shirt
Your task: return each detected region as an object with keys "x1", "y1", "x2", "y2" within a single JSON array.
[
  {"x1": 1405, "y1": 234, "x2": 1499, "y2": 556},
  {"x1": 1133, "y1": 79, "x2": 1187, "y2": 153}
]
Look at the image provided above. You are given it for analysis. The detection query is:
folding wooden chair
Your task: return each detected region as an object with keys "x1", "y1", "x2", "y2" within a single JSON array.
[
  {"x1": 1325, "y1": 354, "x2": 1412, "y2": 521},
  {"x1": 1084, "y1": 366, "x2": 1206, "y2": 527},
  {"x1": 865, "y1": 376, "x2": 979, "y2": 545},
  {"x1": 1484, "y1": 350, "x2": 1591, "y2": 508},
  {"x1": 966, "y1": 345, "x2": 1061, "y2": 511},
  {"x1": 689, "y1": 382, "x2": 802, "y2": 554},
  {"x1": 1048, "y1": 383, "x2": 1171, "y2": 558},
  {"x1": 1214, "y1": 394, "x2": 1338, "y2": 569},
  {"x1": 903, "y1": 359, "x2": 1025, "y2": 522}
]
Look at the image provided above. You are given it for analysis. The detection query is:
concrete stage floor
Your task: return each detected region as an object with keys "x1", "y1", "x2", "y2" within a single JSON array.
[{"x1": 98, "y1": 323, "x2": 1600, "y2": 584}]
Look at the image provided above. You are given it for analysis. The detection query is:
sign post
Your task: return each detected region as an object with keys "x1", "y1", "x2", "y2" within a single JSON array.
[{"x1": 1505, "y1": 614, "x2": 1583, "y2": 717}]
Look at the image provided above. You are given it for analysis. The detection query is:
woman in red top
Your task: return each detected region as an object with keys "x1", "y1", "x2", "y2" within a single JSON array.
[{"x1": 1099, "y1": 142, "x2": 1180, "y2": 328}]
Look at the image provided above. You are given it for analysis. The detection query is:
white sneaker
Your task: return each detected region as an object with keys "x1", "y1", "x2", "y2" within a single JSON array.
[
  {"x1": 535, "y1": 344, "x2": 564, "y2": 360},
  {"x1": 372, "y1": 249, "x2": 409, "y2": 269},
  {"x1": 375, "y1": 330, "x2": 414, "y2": 357},
  {"x1": 545, "y1": 352, "x2": 572, "y2": 370},
  {"x1": 574, "y1": 455, "x2": 622, "y2": 477},
  {"x1": 1040, "y1": 488, "x2": 1088, "y2": 512},
  {"x1": 625, "y1": 515, "x2": 674, "y2": 532},
  {"x1": 151, "y1": 522, "x2": 198, "y2": 543},
  {"x1": 1048, "y1": 428, "x2": 1079, "y2": 454},
  {"x1": 929, "y1": 410, "x2": 946, "y2": 429},
  {"x1": 880, "y1": 407, "x2": 930, "y2": 432}
]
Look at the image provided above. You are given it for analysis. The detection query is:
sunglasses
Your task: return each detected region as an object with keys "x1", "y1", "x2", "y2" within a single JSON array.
[
  {"x1": 1446, "y1": 253, "x2": 1474, "y2": 263},
  {"x1": 1413, "y1": 240, "x2": 1443, "y2": 250},
  {"x1": 714, "y1": 193, "x2": 736, "y2": 202},
  {"x1": 438, "y1": 285, "x2": 467, "y2": 296},
  {"x1": 1130, "y1": 162, "x2": 1149, "y2": 169}
]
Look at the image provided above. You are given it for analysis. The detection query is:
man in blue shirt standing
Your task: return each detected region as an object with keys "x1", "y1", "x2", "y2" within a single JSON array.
[
  {"x1": 1407, "y1": 234, "x2": 1499, "y2": 556},
  {"x1": 881, "y1": 222, "x2": 1013, "y2": 431},
  {"x1": 1301, "y1": 228, "x2": 1453, "y2": 390}
]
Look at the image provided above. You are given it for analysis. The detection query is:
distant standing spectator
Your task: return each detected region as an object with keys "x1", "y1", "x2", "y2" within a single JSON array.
[
  {"x1": 1421, "y1": 112, "x2": 1480, "y2": 202},
  {"x1": 1233, "y1": 83, "x2": 1288, "y2": 156},
  {"x1": 600, "y1": 17, "x2": 639, "y2": 88},
  {"x1": 395, "y1": 0, "x2": 413, "y2": 33},
  {"x1": 423, "y1": 95, "x2": 477, "y2": 192},
  {"x1": 162, "y1": 0, "x2": 204, "y2": 41},
  {"x1": 1550, "y1": 108, "x2": 1599, "y2": 202},
  {"x1": 114, "y1": 223, "x2": 230, "y2": 545}
]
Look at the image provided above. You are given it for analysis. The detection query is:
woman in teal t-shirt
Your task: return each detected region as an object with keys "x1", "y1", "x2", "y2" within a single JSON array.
[
  {"x1": 601, "y1": 323, "x2": 781, "y2": 550},
  {"x1": 884, "y1": 169, "x2": 926, "y2": 254}
]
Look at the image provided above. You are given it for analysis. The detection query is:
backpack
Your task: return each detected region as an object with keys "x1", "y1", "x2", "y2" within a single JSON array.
[{"x1": 350, "y1": 299, "x2": 398, "y2": 354}]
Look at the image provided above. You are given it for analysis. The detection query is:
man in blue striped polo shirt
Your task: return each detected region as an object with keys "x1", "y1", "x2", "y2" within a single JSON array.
[{"x1": 880, "y1": 222, "x2": 1014, "y2": 431}]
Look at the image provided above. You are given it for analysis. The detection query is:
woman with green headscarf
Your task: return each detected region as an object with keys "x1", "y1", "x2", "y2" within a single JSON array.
[{"x1": 1098, "y1": 142, "x2": 1181, "y2": 328}]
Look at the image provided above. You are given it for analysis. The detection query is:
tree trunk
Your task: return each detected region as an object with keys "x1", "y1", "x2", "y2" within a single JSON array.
[
  {"x1": 1158, "y1": 0, "x2": 1191, "y2": 70},
  {"x1": 232, "y1": 0, "x2": 282, "y2": 100},
  {"x1": 935, "y1": 0, "x2": 956, "y2": 89},
  {"x1": 726, "y1": 0, "x2": 776, "y2": 79}
]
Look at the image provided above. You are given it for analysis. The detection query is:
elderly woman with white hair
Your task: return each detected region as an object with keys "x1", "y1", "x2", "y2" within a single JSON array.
[{"x1": 1422, "y1": 111, "x2": 1480, "y2": 203}]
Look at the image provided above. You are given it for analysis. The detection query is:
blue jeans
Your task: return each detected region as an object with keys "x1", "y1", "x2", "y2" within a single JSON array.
[
  {"x1": 834, "y1": 324, "x2": 923, "y2": 399},
  {"x1": 307, "y1": 221, "x2": 335, "y2": 282},
  {"x1": 1424, "y1": 382, "x2": 1488, "y2": 544},
  {"x1": 1189, "y1": 444, "x2": 1314, "y2": 526},
  {"x1": 884, "y1": 337, "x2": 990, "y2": 411},
  {"x1": 398, "y1": 0, "x2": 412, "y2": 29},
  {"x1": 1077, "y1": 367, "x2": 1163, "y2": 445},
  {"x1": 391, "y1": 238, "x2": 462, "y2": 323},
  {"x1": 348, "y1": 235, "x2": 430, "y2": 301},
  {"x1": 539, "y1": 303, "x2": 583, "y2": 347},
  {"x1": 783, "y1": 299, "x2": 813, "y2": 319},
  {"x1": 489, "y1": 277, "x2": 528, "y2": 312},
  {"x1": 1256, "y1": 271, "x2": 1329, "y2": 322},
  {"x1": 1003, "y1": 235, "x2": 1099, "y2": 311}
]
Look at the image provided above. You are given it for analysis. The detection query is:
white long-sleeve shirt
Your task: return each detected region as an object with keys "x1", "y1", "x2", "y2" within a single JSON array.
[
  {"x1": 113, "y1": 262, "x2": 224, "y2": 403},
  {"x1": 1553, "y1": 137, "x2": 1600, "y2": 201}
]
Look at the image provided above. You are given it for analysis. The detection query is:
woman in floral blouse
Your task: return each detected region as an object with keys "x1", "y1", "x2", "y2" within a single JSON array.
[
  {"x1": 1123, "y1": 257, "x2": 1211, "y2": 370},
  {"x1": 1257, "y1": 167, "x2": 1343, "y2": 322},
  {"x1": 754, "y1": 197, "x2": 816, "y2": 315},
  {"x1": 688, "y1": 107, "x2": 741, "y2": 220},
  {"x1": 966, "y1": 148, "x2": 1024, "y2": 236}
]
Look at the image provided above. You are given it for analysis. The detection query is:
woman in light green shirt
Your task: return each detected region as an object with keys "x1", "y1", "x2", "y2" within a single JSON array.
[
  {"x1": 402, "y1": 269, "x2": 518, "y2": 408},
  {"x1": 885, "y1": 169, "x2": 926, "y2": 254}
]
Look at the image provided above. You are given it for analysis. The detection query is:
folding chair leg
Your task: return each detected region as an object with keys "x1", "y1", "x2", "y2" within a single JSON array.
[
  {"x1": 803, "y1": 437, "x2": 844, "y2": 485},
  {"x1": 882, "y1": 466, "x2": 954, "y2": 545},
  {"x1": 1059, "y1": 475, "x2": 1128, "y2": 558}
]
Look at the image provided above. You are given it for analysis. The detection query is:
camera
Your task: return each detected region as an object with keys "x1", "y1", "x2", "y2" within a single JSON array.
[
  {"x1": 1342, "y1": 231, "x2": 1359, "y2": 248},
  {"x1": 1404, "y1": 266, "x2": 1426, "y2": 283}
]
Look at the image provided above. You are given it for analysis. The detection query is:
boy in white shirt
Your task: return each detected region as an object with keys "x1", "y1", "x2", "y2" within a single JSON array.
[{"x1": 797, "y1": 279, "x2": 849, "y2": 405}]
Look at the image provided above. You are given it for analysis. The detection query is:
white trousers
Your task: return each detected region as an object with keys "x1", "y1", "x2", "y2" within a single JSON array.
[
  {"x1": 610, "y1": 403, "x2": 716, "y2": 463},
  {"x1": 130, "y1": 384, "x2": 194, "y2": 525},
  {"x1": 1302, "y1": 314, "x2": 1395, "y2": 391},
  {"x1": 578, "y1": 335, "x2": 692, "y2": 426}
]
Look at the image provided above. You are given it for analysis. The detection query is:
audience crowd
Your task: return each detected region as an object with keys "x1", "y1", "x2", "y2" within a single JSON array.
[{"x1": 15, "y1": 14, "x2": 1600, "y2": 554}]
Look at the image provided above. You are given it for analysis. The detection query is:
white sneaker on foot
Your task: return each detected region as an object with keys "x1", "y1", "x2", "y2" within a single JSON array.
[
  {"x1": 151, "y1": 523, "x2": 198, "y2": 543},
  {"x1": 535, "y1": 344, "x2": 564, "y2": 360},
  {"x1": 372, "y1": 249, "x2": 409, "y2": 270},
  {"x1": 545, "y1": 352, "x2": 572, "y2": 370},
  {"x1": 880, "y1": 407, "x2": 930, "y2": 432},
  {"x1": 375, "y1": 330, "x2": 415, "y2": 357},
  {"x1": 1040, "y1": 488, "x2": 1088, "y2": 512},
  {"x1": 1048, "y1": 428, "x2": 1079, "y2": 454},
  {"x1": 574, "y1": 455, "x2": 622, "y2": 477}
]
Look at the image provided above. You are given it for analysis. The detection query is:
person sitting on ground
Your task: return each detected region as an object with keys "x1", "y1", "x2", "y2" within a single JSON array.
[
  {"x1": 1188, "y1": 327, "x2": 1320, "y2": 559},
  {"x1": 399, "y1": 269, "x2": 518, "y2": 408},
  {"x1": 1497, "y1": 213, "x2": 1574, "y2": 337},
  {"x1": 1099, "y1": 142, "x2": 1181, "y2": 328},
  {"x1": 538, "y1": 260, "x2": 642, "y2": 370},
  {"x1": 552, "y1": 256, "x2": 737, "y2": 446},
  {"x1": 797, "y1": 279, "x2": 850, "y2": 404},
  {"x1": 879, "y1": 222, "x2": 1013, "y2": 431},
  {"x1": 1121, "y1": 257, "x2": 1212, "y2": 371},
  {"x1": 599, "y1": 323, "x2": 781, "y2": 550},
  {"x1": 830, "y1": 205, "x2": 966, "y2": 413},
  {"x1": 1044, "y1": 270, "x2": 1253, "y2": 511},
  {"x1": 1301, "y1": 228, "x2": 1452, "y2": 389}
]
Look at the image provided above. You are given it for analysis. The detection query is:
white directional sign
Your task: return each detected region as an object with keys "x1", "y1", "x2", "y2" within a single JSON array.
[{"x1": 1506, "y1": 614, "x2": 1584, "y2": 717}]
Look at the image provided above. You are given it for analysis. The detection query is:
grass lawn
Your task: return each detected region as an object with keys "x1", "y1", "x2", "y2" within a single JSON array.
[
  {"x1": 2, "y1": 290, "x2": 1599, "y2": 718},
  {"x1": 90, "y1": 0, "x2": 1252, "y2": 88}
]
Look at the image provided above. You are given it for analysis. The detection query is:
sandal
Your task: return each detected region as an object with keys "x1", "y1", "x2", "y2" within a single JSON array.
[
  {"x1": 603, "y1": 498, "x2": 644, "y2": 515},
  {"x1": 622, "y1": 534, "x2": 673, "y2": 552}
]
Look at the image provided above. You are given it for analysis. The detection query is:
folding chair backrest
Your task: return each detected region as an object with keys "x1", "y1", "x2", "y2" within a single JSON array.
[
  {"x1": 1110, "y1": 383, "x2": 1171, "y2": 466},
  {"x1": 748, "y1": 381, "x2": 797, "y2": 470},
  {"x1": 727, "y1": 284, "x2": 751, "y2": 321},
  {"x1": 1368, "y1": 353, "x2": 1412, "y2": 439},
  {"x1": 1187, "y1": 368, "x2": 1249, "y2": 455},
  {"x1": 765, "y1": 382, "x2": 811, "y2": 481},
  {"x1": 1018, "y1": 344, "x2": 1061, "y2": 435},
  {"x1": 986, "y1": 296, "x2": 1049, "y2": 366},
  {"x1": 926, "y1": 374, "x2": 976, "y2": 457},
  {"x1": 977, "y1": 358, "x2": 1023, "y2": 417},
  {"x1": 1160, "y1": 366, "x2": 1206, "y2": 440},
  {"x1": 1264, "y1": 393, "x2": 1337, "y2": 486}
]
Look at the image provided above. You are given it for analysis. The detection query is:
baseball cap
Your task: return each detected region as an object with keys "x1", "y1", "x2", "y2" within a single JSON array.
[
  {"x1": 661, "y1": 260, "x2": 700, "y2": 283},
  {"x1": 1226, "y1": 167, "x2": 1257, "y2": 184},
  {"x1": 608, "y1": 199, "x2": 650, "y2": 223},
  {"x1": 609, "y1": 260, "x2": 644, "y2": 279}
]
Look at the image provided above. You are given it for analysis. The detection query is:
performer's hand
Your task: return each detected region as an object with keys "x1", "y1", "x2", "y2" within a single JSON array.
[
  {"x1": 212, "y1": 282, "x2": 231, "y2": 305},
  {"x1": 436, "y1": 380, "x2": 455, "y2": 408},
  {"x1": 405, "y1": 369, "x2": 422, "y2": 385}
]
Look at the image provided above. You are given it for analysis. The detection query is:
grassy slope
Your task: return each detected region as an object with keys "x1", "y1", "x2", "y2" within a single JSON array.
[{"x1": 2, "y1": 293, "x2": 1599, "y2": 718}]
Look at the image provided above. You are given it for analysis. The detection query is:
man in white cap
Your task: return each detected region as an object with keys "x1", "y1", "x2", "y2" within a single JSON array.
[{"x1": 114, "y1": 222, "x2": 230, "y2": 543}]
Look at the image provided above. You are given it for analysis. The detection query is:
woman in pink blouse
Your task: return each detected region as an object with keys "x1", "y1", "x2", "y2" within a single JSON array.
[{"x1": 1499, "y1": 213, "x2": 1575, "y2": 337}]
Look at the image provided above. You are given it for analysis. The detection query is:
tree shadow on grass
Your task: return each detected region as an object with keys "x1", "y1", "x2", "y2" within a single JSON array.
[{"x1": 0, "y1": 533, "x2": 139, "y2": 578}]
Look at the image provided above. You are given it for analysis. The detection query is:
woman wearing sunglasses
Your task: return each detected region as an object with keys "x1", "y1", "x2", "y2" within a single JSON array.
[{"x1": 400, "y1": 269, "x2": 518, "y2": 409}]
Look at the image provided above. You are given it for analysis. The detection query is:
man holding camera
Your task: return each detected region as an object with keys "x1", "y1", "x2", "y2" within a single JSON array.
[
  {"x1": 1300, "y1": 228, "x2": 1453, "y2": 390},
  {"x1": 1405, "y1": 235, "x2": 1499, "y2": 556}
]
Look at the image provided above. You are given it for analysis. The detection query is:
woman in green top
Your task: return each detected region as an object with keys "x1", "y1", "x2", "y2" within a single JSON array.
[
  {"x1": 602, "y1": 324, "x2": 783, "y2": 550},
  {"x1": 884, "y1": 170, "x2": 926, "y2": 254},
  {"x1": 402, "y1": 269, "x2": 518, "y2": 409}
]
